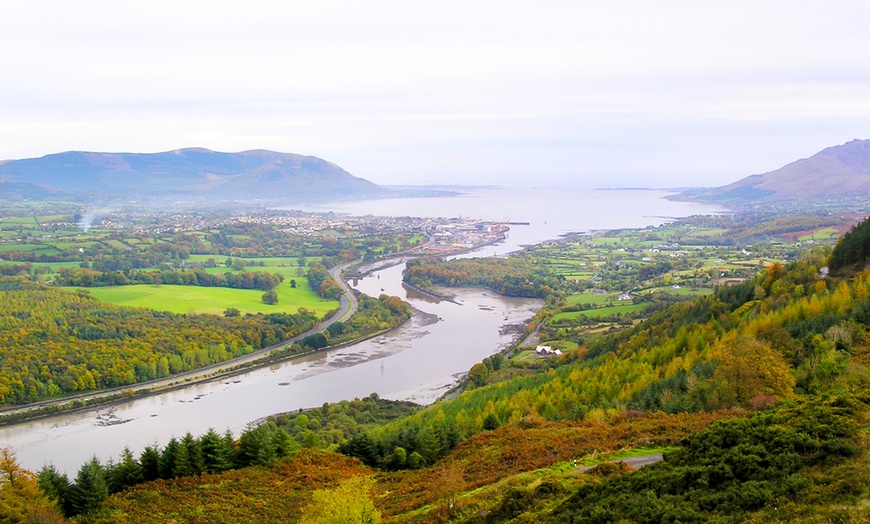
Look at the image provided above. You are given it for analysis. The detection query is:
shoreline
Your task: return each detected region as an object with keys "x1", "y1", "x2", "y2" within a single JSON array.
[{"x1": 0, "y1": 319, "x2": 410, "y2": 427}]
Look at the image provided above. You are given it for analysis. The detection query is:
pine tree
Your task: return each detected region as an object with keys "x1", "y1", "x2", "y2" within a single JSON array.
[
  {"x1": 37, "y1": 464, "x2": 72, "y2": 517},
  {"x1": 482, "y1": 412, "x2": 501, "y2": 431},
  {"x1": 179, "y1": 432, "x2": 204, "y2": 476},
  {"x1": 139, "y1": 444, "x2": 161, "y2": 482},
  {"x1": 270, "y1": 424, "x2": 298, "y2": 459},
  {"x1": 237, "y1": 424, "x2": 277, "y2": 467},
  {"x1": 223, "y1": 430, "x2": 238, "y2": 465},
  {"x1": 339, "y1": 433, "x2": 379, "y2": 467},
  {"x1": 200, "y1": 429, "x2": 234, "y2": 474},
  {"x1": 172, "y1": 440, "x2": 194, "y2": 478},
  {"x1": 107, "y1": 447, "x2": 144, "y2": 494},
  {"x1": 416, "y1": 425, "x2": 441, "y2": 465},
  {"x1": 68, "y1": 457, "x2": 109, "y2": 515},
  {"x1": 158, "y1": 438, "x2": 179, "y2": 479}
]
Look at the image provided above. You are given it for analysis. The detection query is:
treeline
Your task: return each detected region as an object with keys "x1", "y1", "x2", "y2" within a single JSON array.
[
  {"x1": 54, "y1": 266, "x2": 284, "y2": 291},
  {"x1": 404, "y1": 256, "x2": 571, "y2": 298},
  {"x1": 37, "y1": 423, "x2": 296, "y2": 518},
  {"x1": 307, "y1": 260, "x2": 343, "y2": 299},
  {"x1": 0, "y1": 278, "x2": 320, "y2": 404},
  {"x1": 0, "y1": 262, "x2": 32, "y2": 276}
]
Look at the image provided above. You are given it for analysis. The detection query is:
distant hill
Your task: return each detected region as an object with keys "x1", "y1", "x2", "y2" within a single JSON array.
[
  {"x1": 0, "y1": 180, "x2": 82, "y2": 202},
  {"x1": 679, "y1": 139, "x2": 870, "y2": 203},
  {"x1": 0, "y1": 148, "x2": 390, "y2": 203}
]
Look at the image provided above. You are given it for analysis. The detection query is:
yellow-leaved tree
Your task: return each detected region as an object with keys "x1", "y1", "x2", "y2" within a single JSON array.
[
  {"x1": 709, "y1": 332, "x2": 795, "y2": 408},
  {"x1": 0, "y1": 447, "x2": 65, "y2": 523},
  {"x1": 299, "y1": 476, "x2": 381, "y2": 524}
]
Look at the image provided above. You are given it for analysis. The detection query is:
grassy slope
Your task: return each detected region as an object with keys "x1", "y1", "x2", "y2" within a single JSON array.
[
  {"x1": 551, "y1": 303, "x2": 645, "y2": 321},
  {"x1": 63, "y1": 256, "x2": 339, "y2": 316},
  {"x1": 72, "y1": 281, "x2": 337, "y2": 316}
]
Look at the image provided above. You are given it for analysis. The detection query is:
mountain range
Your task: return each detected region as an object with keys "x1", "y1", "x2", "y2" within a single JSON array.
[
  {"x1": 0, "y1": 148, "x2": 390, "y2": 203},
  {"x1": 679, "y1": 139, "x2": 870, "y2": 203},
  {"x1": 3, "y1": 140, "x2": 870, "y2": 205}
]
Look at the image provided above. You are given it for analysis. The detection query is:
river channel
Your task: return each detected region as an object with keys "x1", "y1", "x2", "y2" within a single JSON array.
[
  {"x1": 0, "y1": 188, "x2": 722, "y2": 474},
  {"x1": 0, "y1": 256, "x2": 541, "y2": 475}
]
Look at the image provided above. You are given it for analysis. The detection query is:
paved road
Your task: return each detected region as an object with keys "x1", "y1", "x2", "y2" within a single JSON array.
[
  {"x1": 575, "y1": 453, "x2": 664, "y2": 473},
  {"x1": 621, "y1": 453, "x2": 664, "y2": 468},
  {"x1": 326, "y1": 259, "x2": 360, "y2": 325}
]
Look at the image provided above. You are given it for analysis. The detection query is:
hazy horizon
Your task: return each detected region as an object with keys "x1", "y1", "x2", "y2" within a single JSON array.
[{"x1": 2, "y1": 1, "x2": 869, "y2": 189}]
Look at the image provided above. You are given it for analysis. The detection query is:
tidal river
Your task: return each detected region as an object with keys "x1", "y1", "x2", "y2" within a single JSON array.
[{"x1": 0, "y1": 188, "x2": 721, "y2": 474}]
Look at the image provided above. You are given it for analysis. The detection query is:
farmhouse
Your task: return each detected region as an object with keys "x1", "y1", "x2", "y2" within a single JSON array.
[{"x1": 535, "y1": 346, "x2": 563, "y2": 357}]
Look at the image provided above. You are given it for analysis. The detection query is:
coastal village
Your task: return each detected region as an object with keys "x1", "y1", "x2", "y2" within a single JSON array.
[{"x1": 0, "y1": 208, "x2": 512, "y2": 260}]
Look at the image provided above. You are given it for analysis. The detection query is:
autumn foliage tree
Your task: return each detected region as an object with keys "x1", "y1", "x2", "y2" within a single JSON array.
[
  {"x1": 299, "y1": 476, "x2": 381, "y2": 524},
  {"x1": 709, "y1": 332, "x2": 795, "y2": 408},
  {"x1": 0, "y1": 447, "x2": 64, "y2": 522}
]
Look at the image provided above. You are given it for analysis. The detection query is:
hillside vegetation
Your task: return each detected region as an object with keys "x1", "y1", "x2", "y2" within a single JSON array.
[
  {"x1": 830, "y1": 214, "x2": 870, "y2": 274},
  {"x1": 25, "y1": 243, "x2": 869, "y2": 522}
]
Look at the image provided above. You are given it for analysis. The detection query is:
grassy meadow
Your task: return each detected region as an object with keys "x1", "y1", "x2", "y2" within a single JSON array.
[
  {"x1": 74, "y1": 280, "x2": 338, "y2": 317},
  {"x1": 65, "y1": 256, "x2": 340, "y2": 316},
  {"x1": 550, "y1": 303, "x2": 645, "y2": 322}
]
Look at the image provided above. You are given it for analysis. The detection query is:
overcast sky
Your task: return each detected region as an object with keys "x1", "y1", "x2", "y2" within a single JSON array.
[{"x1": 1, "y1": 1, "x2": 869, "y2": 188}]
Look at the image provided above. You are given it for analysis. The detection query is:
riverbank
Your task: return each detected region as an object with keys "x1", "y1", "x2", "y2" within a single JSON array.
[{"x1": 0, "y1": 314, "x2": 411, "y2": 427}]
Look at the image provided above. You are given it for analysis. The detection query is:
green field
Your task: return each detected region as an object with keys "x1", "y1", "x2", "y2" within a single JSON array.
[
  {"x1": 185, "y1": 255, "x2": 312, "y2": 280},
  {"x1": 0, "y1": 260, "x2": 81, "y2": 272},
  {"x1": 551, "y1": 303, "x2": 645, "y2": 322},
  {"x1": 0, "y1": 216, "x2": 39, "y2": 226},
  {"x1": 0, "y1": 243, "x2": 42, "y2": 253},
  {"x1": 798, "y1": 228, "x2": 841, "y2": 241},
  {"x1": 641, "y1": 286, "x2": 711, "y2": 298},
  {"x1": 69, "y1": 282, "x2": 339, "y2": 317},
  {"x1": 566, "y1": 292, "x2": 618, "y2": 306}
]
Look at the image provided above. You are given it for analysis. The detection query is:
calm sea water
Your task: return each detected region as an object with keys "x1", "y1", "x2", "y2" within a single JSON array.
[
  {"x1": 0, "y1": 188, "x2": 721, "y2": 474},
  {"x1": 291, "y1": 187, "x2": 722, "y2": 254}
]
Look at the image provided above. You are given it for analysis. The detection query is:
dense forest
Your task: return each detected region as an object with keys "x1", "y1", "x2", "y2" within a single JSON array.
[
  {"x1": 343, "y1": 254, "x2": 860, "y2": 470},
  {"x1": 830, "y1": 214, "x2": 870, "y2": 273},
  {"x1": 404, "y1": 257, "x2": 571, "y2": 298}
]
